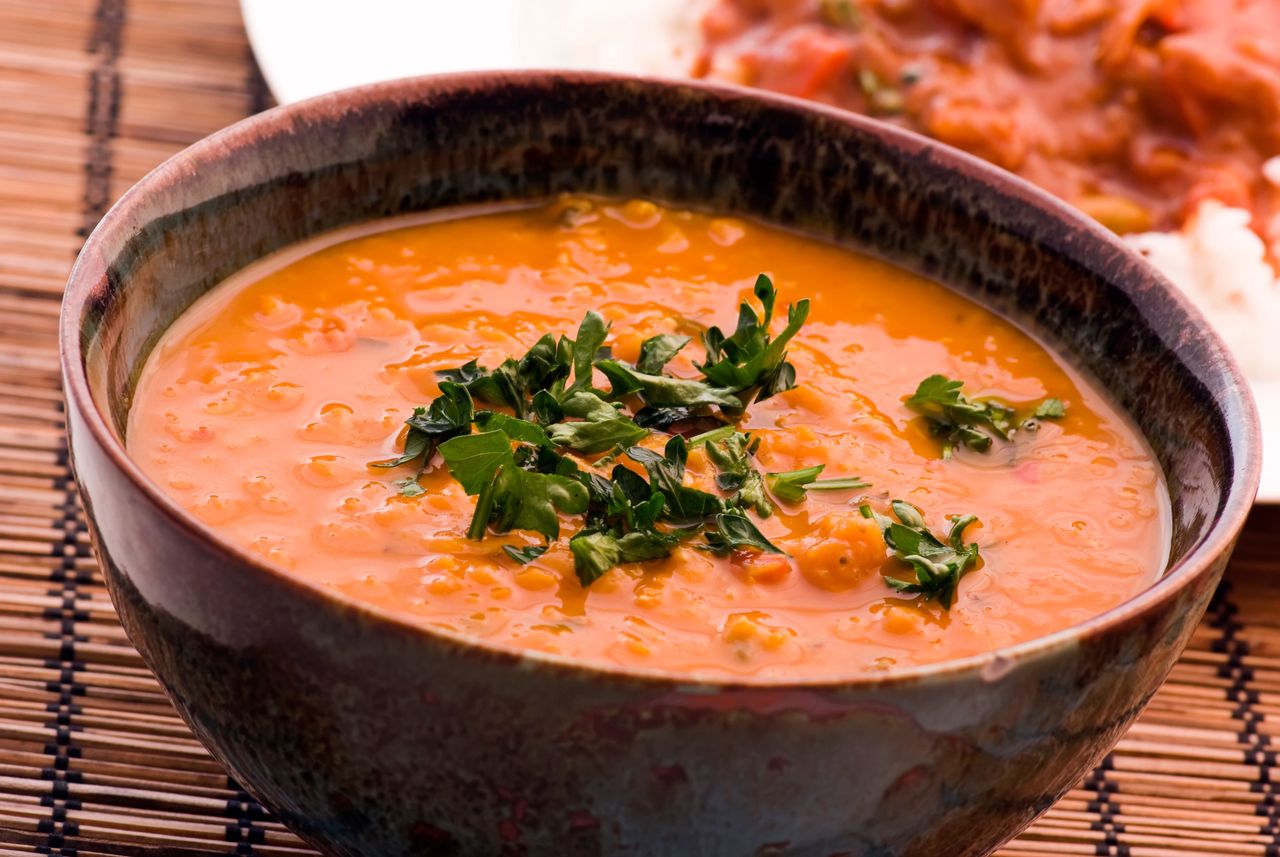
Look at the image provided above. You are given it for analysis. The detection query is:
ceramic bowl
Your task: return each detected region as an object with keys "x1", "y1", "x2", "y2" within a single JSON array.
[{"x1": 61, "y1": 72, "x2": 1260, "y2": 857}]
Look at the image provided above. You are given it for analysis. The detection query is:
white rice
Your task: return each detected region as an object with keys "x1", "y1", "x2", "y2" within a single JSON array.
[
  {"x1": 1124, "y1": 176, "x2": 1280, "y2": 497},
  {"x1": 1126, "y1": 167, "x2": 1280, "y2": 382}
]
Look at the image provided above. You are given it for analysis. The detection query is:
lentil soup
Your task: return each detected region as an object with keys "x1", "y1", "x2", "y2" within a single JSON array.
[{"x1": 126, "y1": 196, "x2": 1169, "y2": 679}]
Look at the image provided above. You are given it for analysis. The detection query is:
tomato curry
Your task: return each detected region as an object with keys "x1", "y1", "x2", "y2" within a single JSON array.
[{"x1": 695, "y1": 0, "x2": 1280, "y2": 243}]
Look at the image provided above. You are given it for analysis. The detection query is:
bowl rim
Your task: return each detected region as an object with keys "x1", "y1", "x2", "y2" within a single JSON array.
[{"x1": 60, "y1": 69, "x2": 1262, "y2": 691}]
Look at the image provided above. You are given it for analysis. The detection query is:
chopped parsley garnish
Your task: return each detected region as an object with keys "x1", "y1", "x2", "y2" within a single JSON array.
[
  {"x1": 438, "y1": 430, "x2": 590, "y2": 540},
  {"x1": 371, "y1": 381, "x2": 474, "y2": 496},
  {"x1": 905, "y1": 375, "x2": 1013, "y2": 457},
  {"x1": 1034, "y1": 398, "x2": 1067, "y2": 420},
  {"x1": 766, "y1": 466, "x2": 870, "y2": 503},
  {"x1": 503, "y1": 544, "x2": 548, "y2": 565},
  {"x1": 374, "y1": 277, "x2": 807, "y2": 587},
  {"x1": 703, "y1": 431, "x2": 773, "y2": 518},
  {"x1": 906, "y1": 374, "x2": 1068, "y2": 458},
  {"x1": 860, "y1": 500, "x2": 981, "y2": 609},
  {"x1": 570, "y1": 529, "x2": 679, "y2": 587},
  {"x1": 697, "y1": 274, "x2": 809, "y2": 412},
  {"x1": 371, "y1": 275, "x2": 1015, "y2": 609},
  {"x1": 597, "y1": 359, "x2": 742, "y2": 408},
  {"x1": 625, "y1": 438, "x2": 723, "y2": 524},
  {"x1": 569, "y1": 455, "x2": 687, "y2": 586},
  {"x1": 704, "y1": 511, "x2": 783, "y2": 555},
  {"x1": 546, "y1": 415, "x2": 649, "y2": 455},
  {"x1": 636, "y1": 333, "x2": 691, "y2": 374}
]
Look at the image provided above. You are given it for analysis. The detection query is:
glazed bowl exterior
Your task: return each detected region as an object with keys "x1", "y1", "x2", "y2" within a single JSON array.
[{"x1": 60, "y1": 72, "x2": 1259, "y2": 857}]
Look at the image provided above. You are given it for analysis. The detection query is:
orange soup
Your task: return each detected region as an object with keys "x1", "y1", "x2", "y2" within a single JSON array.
[{"x1": 126, "y1": 197, "x2": 1169, "y2": 679}]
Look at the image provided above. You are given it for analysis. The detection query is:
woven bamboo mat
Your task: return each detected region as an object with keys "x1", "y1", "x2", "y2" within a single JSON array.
[{"x1": 2, "y1": 2, "x2": 1279, "y2": 854}]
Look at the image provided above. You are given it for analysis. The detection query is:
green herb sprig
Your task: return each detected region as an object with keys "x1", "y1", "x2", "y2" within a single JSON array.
[
  {"x1": 1033, "y1": 398, "x2": 1066, "y2": 420},
  {"x1": 697, "y1": 274, "x2": 810, "y2": 412},
  {"x1": 905, "y1": 374, "x2": 1067, "y2": 458},
  {"x1": 860, "y1": 500, "x2": 981, "y2": 609},
  {"x1": 766, "y1": 465, "x2": 870, "y2": 503},
  {"x1": 702, "y1": 431, "x2": 773, "y2": 518},
  {"x1": 371, "y1": 382, "x2": 474, "y2": 496}
]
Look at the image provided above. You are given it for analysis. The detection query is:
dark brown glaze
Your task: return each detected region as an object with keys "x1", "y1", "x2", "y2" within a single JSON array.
[{"x1": 61, "y1": 72, "x2": 1259, "y2": 856}]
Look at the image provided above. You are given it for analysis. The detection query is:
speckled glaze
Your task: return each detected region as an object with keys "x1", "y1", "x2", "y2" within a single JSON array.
[{"x1": 61, "y1": 73, "x2": 1259, "y2": 857}]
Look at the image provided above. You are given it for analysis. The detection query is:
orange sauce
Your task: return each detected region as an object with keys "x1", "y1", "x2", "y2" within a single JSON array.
[{"x1": 126, "y1": 197, "x2": 1168, "y2": 678}]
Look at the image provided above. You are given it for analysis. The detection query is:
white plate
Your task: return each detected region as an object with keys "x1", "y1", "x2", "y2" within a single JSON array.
[
  {"x1": 240, "y1": 0, "x2": 1271, "y2": 502},
  {"x1": 240, "y1": 0, "x2": 700, "y2": 105}
]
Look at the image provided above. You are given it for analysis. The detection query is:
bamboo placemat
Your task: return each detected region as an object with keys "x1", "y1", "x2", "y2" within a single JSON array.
[{"x1": 2, "y1": 2, "x2": 1278, "y2": 854}]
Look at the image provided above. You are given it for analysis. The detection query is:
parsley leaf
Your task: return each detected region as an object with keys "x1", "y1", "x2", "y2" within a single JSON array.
[
  {"x1": 766, "y1": 466, "x2": 870, "y2": 503},
  {"x1": 547, "y1": 417, "x2": 649, "y2": 455},
  {"x1": 567, "y1": 311, "x2": 610, "y2": 395},
  {"x1": 436, "y1": 360, "x2": 487, "y2": 386},
  {"x1": 378, "y1": 428, "x2": 430, "y2": 470},
  {"x1": 698, "y1": 274, "x2": 809, "y2": 409},
  {"x1": 541, "y1": 385, "x2": 650, "y2": 454},
  {"x1": 633, "y1": 406, "x2": 696, "y2": 430},
  {"x1": 438, "y1": 429, "x2": 589, "y2": 540},
  {"x1": 905, "y1": 374, "x2": 1015, "y2": 458},
  {"x1": 490, "y1": 466, "x2": 589, "y2": 541},
  {"x1": 436, "y1": 429, "x2": 512, "y2": 494},
  {"x1": 437, "y1": 335, "x2": 571, "y2": 419},
  {"x1": 1034, "y1": 398, "x2": 1066, "y2": 419},
  {"x1": 567, "y1": 464, "x2": 688, "y2": 586},
  {"x1": 396, "y1": 477, "x2": 427, "y2": 498},
  {"x1": 703, "y1": 432, "x2": 772, "y2": 517},
  {"x1": 860, "y1": 499, "x2": 981, "y2": 609},
  {"x1": 636, "y1": 333, "x2": 690, "y2": 374},
  {"x1": 531, "y1": 390, "x2": 565, "y2": 425},
  {"x1": 556, "y1": 390, "x2": 620, "y2": 420},
  {"x1": 503, "y1": 544, "x2": 548, "y2": 564},
  {"x1": 626, "y1": 436, "x2": 723, "y2": 523},
  {"x1": 907, "y1": 376, "x2": 1070, "y2": 456},
  {"x1": 570, "y1": 529, "x2": 680, "y2": 586},
  {"x1": 404, "y1": 383, "x2": 474, "y2": 437},
  {"x1": 596, "y1": 359, "x2": 742, "y2": 409},
  {"x1": 767, "y1": 465, "x2": 824, "y2": 503},
  {"x1": 474, "y1": 411, "x2": 552, "y2": 448},
  {"x1": 703, "y1": 511, "x2": 784, "y2": 555},
  {"x1": 373, "y1": 382, "x2": 474, "y2": 495}
]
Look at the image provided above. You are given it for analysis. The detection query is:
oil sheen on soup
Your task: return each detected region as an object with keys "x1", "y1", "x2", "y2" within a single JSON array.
[{"x1": 126, "y1": 197, "x2": 1169, "y2": 679}]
